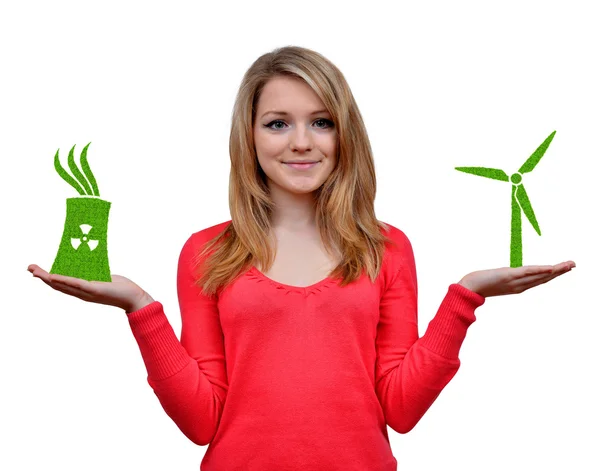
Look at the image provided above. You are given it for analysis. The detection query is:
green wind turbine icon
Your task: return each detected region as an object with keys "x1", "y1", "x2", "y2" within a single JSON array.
[{"x1": 455, "y1": 131, "x2": 556, "y2": 268}]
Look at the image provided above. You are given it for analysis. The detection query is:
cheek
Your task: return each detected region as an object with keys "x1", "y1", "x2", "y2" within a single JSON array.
[
  {"x1": 324, "y1": 136, "x2": 338, "y2": 156},
  {"x1": 256, "y1": 134, "x2": 286, "y2": 155}
]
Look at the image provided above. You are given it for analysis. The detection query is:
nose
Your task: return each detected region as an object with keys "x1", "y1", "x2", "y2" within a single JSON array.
[{"x1": 289, "y1": 126, "x2": 312, "y2": 152}]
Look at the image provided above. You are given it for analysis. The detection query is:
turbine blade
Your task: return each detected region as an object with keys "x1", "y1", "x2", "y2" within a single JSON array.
[
  {"x1": 518, "y1": 131, "x2": 556, "y2": 174},
  {"x1": 455, "y1": 167, "x2": 509, "y2": 181},
  {"x1": 516, "y1": 185, "x2": 541, "y2": 235}
]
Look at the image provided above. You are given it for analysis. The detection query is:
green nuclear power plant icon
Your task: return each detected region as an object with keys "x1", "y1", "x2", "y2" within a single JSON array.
[{"x1": 49, "y1": 142, "x2": 112, "y2": 282}]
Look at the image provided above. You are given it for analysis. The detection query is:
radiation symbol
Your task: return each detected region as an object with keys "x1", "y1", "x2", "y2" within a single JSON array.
[{"x1": 70, "y1": 224, "x2": 99, "y2": 251}]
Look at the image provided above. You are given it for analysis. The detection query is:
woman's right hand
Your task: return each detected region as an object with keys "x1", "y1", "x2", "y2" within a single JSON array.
[{"x1": 27, "y1": 264, "x2": 155, "y2": 314}]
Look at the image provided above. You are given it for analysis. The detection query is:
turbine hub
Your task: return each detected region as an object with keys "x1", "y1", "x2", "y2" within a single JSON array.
[{"x1": 510, "y1": 172, "x2": 522, "y2": 184}]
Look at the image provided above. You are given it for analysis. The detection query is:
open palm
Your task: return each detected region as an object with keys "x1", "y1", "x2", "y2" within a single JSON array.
[
  {"x1": 27, "y1": 264, "x2": 151, "y2": 313},
  {"x1": 458, "y1": 261, "x2": 576, "y2": 298}
]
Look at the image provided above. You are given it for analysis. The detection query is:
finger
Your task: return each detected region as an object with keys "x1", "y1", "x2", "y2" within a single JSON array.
[
  {"x1": 50, "y1": 280, "x2": 94, "y2": 300},
  {"x1": 511, "y1": 267, "x2": 572, "y2": 293},
  {"x1": 28, "y1": 265, "x2": 50, "y2": 281},
  {"x1": 49, "y1": 273, "x2": 82, "y2": 285},
  {"x1": 514, "y1": 262, "x2": 573, "y2": 280},
  {"x1": 527, "y1": 266, "x2": 571, "y2": 283},
  {"x1": 503, "y1": 266, "x2": 552, "y2": 284},
  {"x1": 548, "y1": 264, "x2": 574, "y2": 278},
  {"x1": 32, "y1": 270, "x2": 54, "y2": 287},
  {"x1": 552, "y1": 261, "x2": 575, "y2": 272},
  {"x1": 517, "y1": 265, "x2": 554, "y2": 277},
  {"x1": 509, "y1": 272, "x2": 554, "y2": 292},
  {"x1": 535, "y1": 264, "x2": 572, "y2": 279},
  {"x1": 516, "y1": 276, "x2": 556, "y2": 293},
  {"x1": 49, "y1": 274, "x2": 95, "y2": 292}
]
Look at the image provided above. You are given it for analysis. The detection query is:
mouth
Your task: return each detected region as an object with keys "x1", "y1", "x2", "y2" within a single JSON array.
[{"x1": 283, "y1": 161, "x2": 321, "y2": 170}]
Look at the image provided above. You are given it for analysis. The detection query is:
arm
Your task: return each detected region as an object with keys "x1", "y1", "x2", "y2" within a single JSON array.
[
  {"x1": 375, "y1": 228, "x2": 485, "y2": 434},
  {"x1": 125, "y1": 233, "x2": 228, "y2": 445}
]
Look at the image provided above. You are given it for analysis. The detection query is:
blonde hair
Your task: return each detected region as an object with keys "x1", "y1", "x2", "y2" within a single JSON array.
[{"x1": 192, "y1": 45, "x2": 397, "y2": 298}]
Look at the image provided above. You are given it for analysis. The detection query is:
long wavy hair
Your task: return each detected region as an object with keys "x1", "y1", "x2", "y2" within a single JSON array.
[{"x1": 192, "y1": 45, "x2": 397, "y2": 299}]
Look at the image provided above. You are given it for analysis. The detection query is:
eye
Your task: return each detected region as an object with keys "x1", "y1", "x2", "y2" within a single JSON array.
[
  {"x1": 266, "y1": 120, "x2": 286, "y2": 130},
  {"x1": 264, "y1": 118, "x2": 334, "y2": 130},
  {"x1": 315, "y1": 118, "x2": 334, "y2": 129}
]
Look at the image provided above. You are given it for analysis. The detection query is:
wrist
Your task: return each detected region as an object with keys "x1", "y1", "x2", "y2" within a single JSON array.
[
  {"x1": 458, "y1": 278, "x2": 479, "y2": 296},
  {"x1": 126, "y1": 293, "x2": 155, "y2": 314}
]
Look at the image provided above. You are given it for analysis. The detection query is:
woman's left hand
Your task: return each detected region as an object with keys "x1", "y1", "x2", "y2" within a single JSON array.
[{"x1": 458, "y1": 261, "x2": 576, "y2": 298}]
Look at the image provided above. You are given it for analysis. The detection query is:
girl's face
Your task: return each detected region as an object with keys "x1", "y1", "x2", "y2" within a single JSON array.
[{"x1": 253, "y1": 76, "x2": 338, "y2": 196}]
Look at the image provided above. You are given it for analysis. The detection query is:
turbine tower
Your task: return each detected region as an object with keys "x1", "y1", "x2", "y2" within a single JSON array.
[{"x1": 455, "y1": 131, "x2": 556, "y2": 267}]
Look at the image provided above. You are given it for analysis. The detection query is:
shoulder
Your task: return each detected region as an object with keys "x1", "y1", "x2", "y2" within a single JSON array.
[
  {"x1": 378, "y1": 220, "x2": 416, "y2": 280},
  {"x1": 190, "y1": 220, "x2": 232, "y2": 242},
  {"x1": 181, "y1": 220, "x2": 233, "y2": 256},
  {"x1": 378, "y1": 220, "x2": 414, "y2": 255}
]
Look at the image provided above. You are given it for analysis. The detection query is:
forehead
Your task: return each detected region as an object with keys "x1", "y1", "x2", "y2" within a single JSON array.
[{"x1": 257, "y1": 76, "x2": 326, "y2": 112}]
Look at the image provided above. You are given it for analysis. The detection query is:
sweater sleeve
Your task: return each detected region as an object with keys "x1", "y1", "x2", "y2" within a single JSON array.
[
  {"x1": 125, "y1": 233, "x2": 228, "y2": 446},
  {"x1": 375, "y1": 228, "x2": 485, "y2": 434}
]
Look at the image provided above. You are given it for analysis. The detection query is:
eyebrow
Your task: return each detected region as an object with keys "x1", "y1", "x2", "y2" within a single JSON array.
[{"x1": 261, "y1": 109, "x2": 330, "y2": 119}]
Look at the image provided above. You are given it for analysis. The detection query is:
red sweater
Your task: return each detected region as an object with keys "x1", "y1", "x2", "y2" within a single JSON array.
[{"x1": 126, "y1": 220, "x2": 485, "y2": 470}]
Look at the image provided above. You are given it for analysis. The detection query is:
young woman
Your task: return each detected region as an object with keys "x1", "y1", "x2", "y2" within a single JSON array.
[{"x1": 28, "y1": 45, "x2": 575, "y2": 470}]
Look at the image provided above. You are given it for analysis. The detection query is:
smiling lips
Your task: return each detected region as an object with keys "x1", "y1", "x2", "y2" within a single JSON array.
[{"x1": 283, "y1": 161, "x2": 320, "y2": 170}]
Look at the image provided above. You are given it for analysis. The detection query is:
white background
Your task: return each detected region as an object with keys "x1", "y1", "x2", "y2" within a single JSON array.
[{"x1": 2, "y1": 0, "x2": 598, "y2": 470}]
